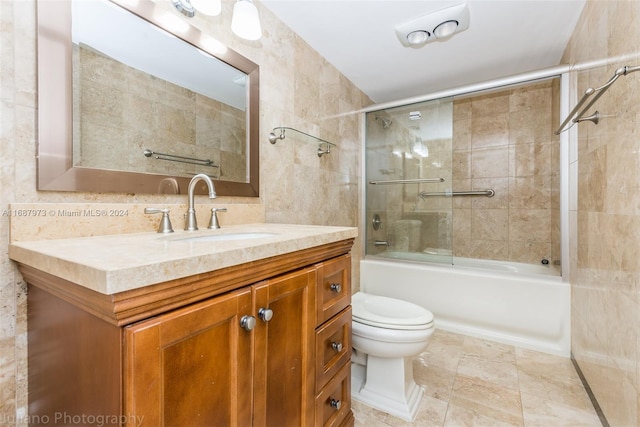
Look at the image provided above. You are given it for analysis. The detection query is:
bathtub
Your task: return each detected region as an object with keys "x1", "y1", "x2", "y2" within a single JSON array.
[{"x1": 360, "y1": 253, "x2": 570, "y2": 356}]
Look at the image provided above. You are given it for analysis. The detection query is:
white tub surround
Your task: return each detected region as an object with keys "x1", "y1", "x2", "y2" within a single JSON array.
[
  {"x1": 361, "y1": 256, "x2": 570, "y2": 356},
  {"x1": 9, "y1": 223, "x2": 357, "y2": 294}
]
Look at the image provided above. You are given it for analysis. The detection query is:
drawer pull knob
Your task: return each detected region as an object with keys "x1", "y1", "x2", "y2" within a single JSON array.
[
  {"x1": 331, "y1": 342, "x2": 343, "y2": 352},
  {"x1": 258, "y1": 307, "x2": 273, "y2": 322},
  {"x1": 330, "y1": 399, "x2": 341, "y2": 410},
  {"x1": 240, "y1": 315, "x2": 256, "y2": 331},
  {"x1": 330, "y1": 283, "x2": 342, "y2": 293}
]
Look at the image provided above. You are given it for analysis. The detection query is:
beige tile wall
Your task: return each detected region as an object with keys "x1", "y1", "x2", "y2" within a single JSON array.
[
  {"x1": 563, "y1": 1, "x2": 640, "y2": 425},
  {"x1": 0, "y1": 0, "x2": 369, "y2": 425},
  {"x1": 452, "y1": 81, "x2": 561, "y2": 267}
]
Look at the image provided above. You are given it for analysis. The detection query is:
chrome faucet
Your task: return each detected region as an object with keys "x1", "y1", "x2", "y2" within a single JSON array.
[{"x1": 185, "y1": 174, "x2": 217, "y2": 231}]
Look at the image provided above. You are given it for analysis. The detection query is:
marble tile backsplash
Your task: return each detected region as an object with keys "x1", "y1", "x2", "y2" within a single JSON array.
[{"x1": 8, "y1": 203, "x2": 265, "y2": 242}]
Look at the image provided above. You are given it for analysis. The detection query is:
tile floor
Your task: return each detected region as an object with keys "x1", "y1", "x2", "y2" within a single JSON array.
[{"x1": 352, "y1": 329, "x2": 602, "y2": 427}]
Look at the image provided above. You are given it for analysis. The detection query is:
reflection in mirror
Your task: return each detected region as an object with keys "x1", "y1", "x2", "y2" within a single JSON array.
[
  {"x1": 37, "y1": 0, "x2": 259, "y2": 196},
  {"x1": 72, "y1": 0, "x2": 246, "y2": 182}
]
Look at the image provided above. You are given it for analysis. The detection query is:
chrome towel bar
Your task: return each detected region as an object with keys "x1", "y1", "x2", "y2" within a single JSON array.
[
  {"x1": 556, "y1": 64, "x2": 640, "y2": 134},
  {"x1": 143, "y1": 149, "x2": 219, "y2": 168},
  {"x1": 368, "y1": 178, "x2": 445, "y2": 185},
  {"x1": 419, "y1": 189, "x2": 495, "y2": 198}
]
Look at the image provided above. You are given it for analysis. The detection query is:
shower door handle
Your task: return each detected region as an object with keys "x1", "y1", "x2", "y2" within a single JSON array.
[{"x1": 374, "y1": 240, "x2": 389, "y2": 247}]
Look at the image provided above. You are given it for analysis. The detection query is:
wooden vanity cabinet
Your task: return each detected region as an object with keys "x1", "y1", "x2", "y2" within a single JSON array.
[
  {"x1": 21, "y1": 240, "x2": 354, "y2": 427},
  {"x1": 123, "y1": 287, "x2": 255, "y2": 426},
  {"x1": 124, "y1": 267, "x2": 317, "y2": 427}
]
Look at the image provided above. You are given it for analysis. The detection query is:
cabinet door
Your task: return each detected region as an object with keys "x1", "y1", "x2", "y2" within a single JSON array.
[
  {"x1": 124, "y1": 288, "x2": 254, "y2": 427},
  {"x1": 252, "y1": 268, "x2": 316, "y2": 427}
]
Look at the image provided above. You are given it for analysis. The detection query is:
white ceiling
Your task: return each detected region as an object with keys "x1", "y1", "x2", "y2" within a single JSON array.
[{"x1": 260, "y1": 0, "x2": 586, "y2": 104}]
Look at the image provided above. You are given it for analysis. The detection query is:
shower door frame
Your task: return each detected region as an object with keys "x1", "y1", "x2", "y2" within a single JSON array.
[{"x1": 360, "y1": 65, "x2": 573, "y2": 280}]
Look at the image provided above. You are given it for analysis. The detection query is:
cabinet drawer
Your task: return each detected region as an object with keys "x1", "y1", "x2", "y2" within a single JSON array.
[
  {"x1": 316, "y1": 254, "x2": 351, "y2": 325},
  {"x1": 315, "y1": 362, "x2": 351, "y2": 427},
  {"x1": 316, "y1": 306, "x2": 352, "y2": 393}
]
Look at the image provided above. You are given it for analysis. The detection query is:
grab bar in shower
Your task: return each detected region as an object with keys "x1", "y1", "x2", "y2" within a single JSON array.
[
  {"x1": 555, "y1": 64, "x2": 640, "y2": 134},
  {"x1": 419, "y1": 189, "x2": 495, "y2": 198},
  {"x1": 368, "y1": 178, "x2": 445, "y2": 185}
]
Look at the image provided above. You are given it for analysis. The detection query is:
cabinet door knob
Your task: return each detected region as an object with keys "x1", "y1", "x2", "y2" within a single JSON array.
[
  {"x1": 330, "y1": 283, "x2": 342, "y2": 293},
  {"x1": 330, "y1": 399, "x2": 341, "y2": 410},
  {"x1": 331, "y1": 341, "x2": 343, "y2": 352},
  {"x1": 240, "y1": 315, "x2": 256, "y2": 331},
  {"x1": 258, "y1": 307, "x2": 273, "y2": 322}
]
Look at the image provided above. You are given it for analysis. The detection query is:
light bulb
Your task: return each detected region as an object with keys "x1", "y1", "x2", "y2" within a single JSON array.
[
  {"x1": 406, "y1": 30, "x2": 430, "y2": 47},
  {"x1": 433, "y1": 20, "x2": 458, "y2": 39},
  {"x1": 231, "y1": 0, "x2": 262, "y2": 41}
]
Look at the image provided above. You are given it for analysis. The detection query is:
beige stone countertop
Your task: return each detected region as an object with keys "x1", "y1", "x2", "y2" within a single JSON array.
[{"x1": 9, "y1": 223, "x2": 358, "y2": 295}]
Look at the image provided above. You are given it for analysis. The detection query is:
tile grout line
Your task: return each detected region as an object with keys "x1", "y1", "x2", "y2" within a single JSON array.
[
  {"x1": 515, "y1": 347, "x2": 527, "y2": 427},
  {"x1": 570, "y1": 353, "x2": 608, "y2": 427},
  {"x1": 442, "y1": 336, "x2": 465, "y2": 427}
]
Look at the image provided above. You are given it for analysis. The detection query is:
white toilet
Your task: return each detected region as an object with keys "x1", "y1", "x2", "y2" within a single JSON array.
[{"x1": 351, "y1": 291, "x2": 434, "y2": 421}]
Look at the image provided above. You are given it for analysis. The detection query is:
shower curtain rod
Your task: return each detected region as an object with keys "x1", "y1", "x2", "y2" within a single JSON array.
[
  {"x1": 361, "y1": 64, "x2": 571, "y2": 113},
  {"x1": 352, "y1": 54, "x2": 640, "y2": 116}
]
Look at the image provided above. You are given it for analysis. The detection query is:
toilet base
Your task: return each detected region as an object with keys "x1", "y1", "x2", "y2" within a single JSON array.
[{"x1": 351, "y1": 354, "x2": 424, "y2": 421}]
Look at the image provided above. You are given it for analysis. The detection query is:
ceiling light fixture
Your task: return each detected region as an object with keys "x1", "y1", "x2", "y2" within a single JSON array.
[
  {"x1": 395, "y1": 3, "x2": 469, "y2": 48},
  {"x1": 172, "y1": 0, "x2": 262, "y2": 41}
]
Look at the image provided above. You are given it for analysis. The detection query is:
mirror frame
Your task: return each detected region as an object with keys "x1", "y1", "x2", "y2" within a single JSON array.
[{"x1": 37, "y1": 0, "x2": 260, "y2": 196}]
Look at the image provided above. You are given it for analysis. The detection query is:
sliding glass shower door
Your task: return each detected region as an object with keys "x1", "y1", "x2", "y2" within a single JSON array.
[
  {"x1": 365, "y1": 77, "x2": 562, "y2": 273},
  {"x1": 365, "y1": 98, "x2": 454, "y2": 264}
]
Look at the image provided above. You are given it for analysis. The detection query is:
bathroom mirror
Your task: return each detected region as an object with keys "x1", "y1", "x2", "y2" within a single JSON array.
[{"x1": 37, "y1": 0, "x2": 259, "y2": 196}]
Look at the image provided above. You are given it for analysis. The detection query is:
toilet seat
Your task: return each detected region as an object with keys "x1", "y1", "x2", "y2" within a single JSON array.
[{"x1": 352, "y1": 292, "x2": 434, "y2": 330}]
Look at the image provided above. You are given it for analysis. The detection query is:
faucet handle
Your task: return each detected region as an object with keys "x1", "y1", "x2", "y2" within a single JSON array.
[
  {"x1": 208, "y1": 207, "x2": 228, "y2": 229},
  {"x1": 145, "y1": 208, "x2": 174, "y2": 234}
]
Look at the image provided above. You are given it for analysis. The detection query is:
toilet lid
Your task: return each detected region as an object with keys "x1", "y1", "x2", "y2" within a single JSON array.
[{"x1": 352, "y1": 292, "x2": 434, "y2": 330}]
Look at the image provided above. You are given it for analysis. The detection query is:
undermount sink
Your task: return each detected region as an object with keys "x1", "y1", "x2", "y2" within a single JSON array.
[{"x1": 174, "y1": 232, "x2": 276, "y2": 243}]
